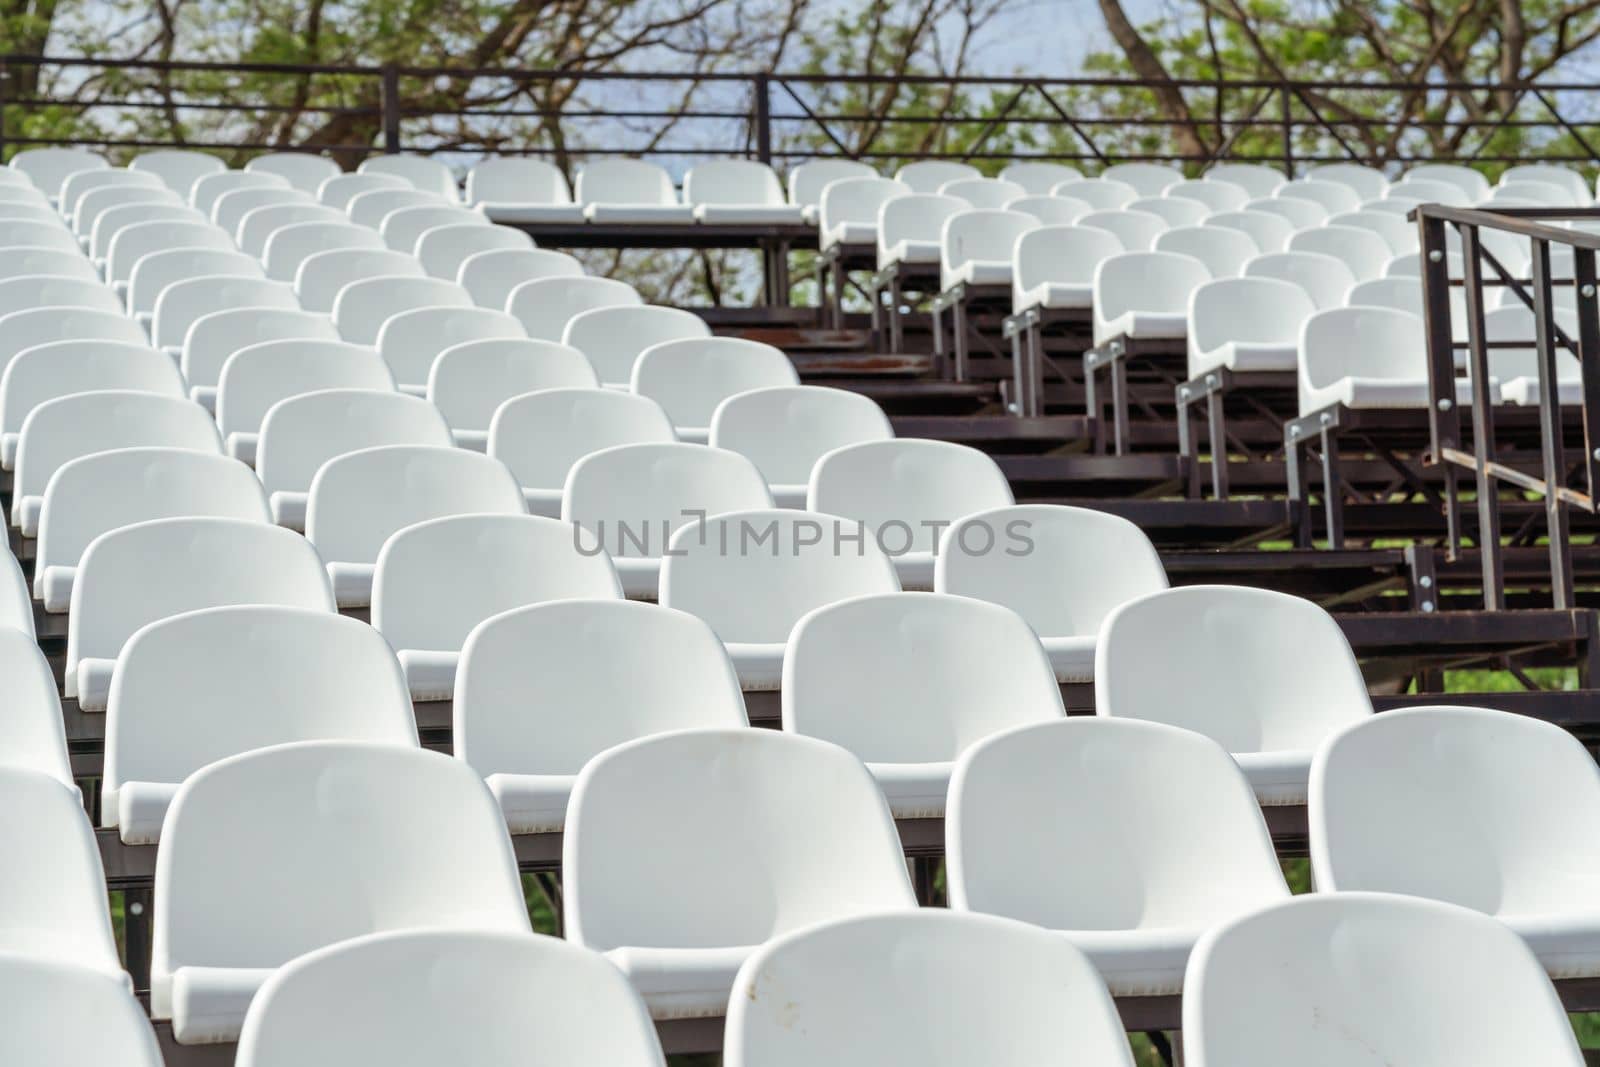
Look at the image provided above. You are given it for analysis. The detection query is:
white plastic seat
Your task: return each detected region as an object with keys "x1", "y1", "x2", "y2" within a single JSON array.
[
  {"x1": 726, "y1": 911, "x2": 1135, "y2": 1067},
  {"x1": 683, "y1": 160, "x2": 805, "y2": 224},
  {"x1": 1276, "y1": 178, "x2": 1362, "y2": 214},
  {"x1": 1186, "y1": 275, "x2": 1315, "y2": 378},
  {"x1": 430, "y1": 338, "x2": 597, "y2": 449},
  {"x1": 10, "y1": 147, "x2": 107, "y2": 203},
  {"x1": 1126, "y1": 195, "x2": 1207, "y2": 228},
  {"x1": 236, "y1": 202, "x2": 348, "y2": 258},
  {"x1": 91, "y1": 203, "x2": 207, "y2": 264},
  {"x1": 1300, "y1": 305, "x2": 1491, "y2": 414},
  {"x1": 374, "y1": 514, "x2": 622, "y2": 700},
  {"x1": 935, "y1": 504, "x2": 1168, "y2": 683},
  {"x1": 807, "y1": 438, "x2": 1013, "y2": 590},
  {"x1": 0, "y1": 246, "x2": 97, "y2": 282},
  {"x1": 1501, "y1": 164, "x2": 1591, "y2": 204},
  {"x1": 562, "y1": 303, "x2": 711, "y2": 387},
  {"x1": 347, "y1": 188, "x2": 445, "y2": 230},
  {"x1": 0, "y1": 307, "x2": 144, "y2": 382},
  {"x1": 13, "y1": 391, "x2": 221, "y2": 538},
  {"x1": 359, "y1": 154, "x2": 459, "y2": 201},
  {"x1": 893, "y1": 161, "x2": 980, "y2": 194},
  {"x1": 332, "y1": 275, "x2": 473, "y2": 345},
  {"x1": 1154, "y1": 224, "x2": 1258, "y2": 279},
  {"x1": 1099, "y1": 583, "x2": 1369, "y2": 804},
  {"x1": 0, "y1": 218, "x2": 82, "y2": 253},
  {"x1": 1483, "y1": 304, "x2": 1584, "y2": 406},
  {"x1": 786, "y1": 159, "x2": 878, "y2": 223},
  {"x1": 1051, "y1": 176, "x2": 1136, "y2": 210},
  {"x1": 1100, "y1": 162, "x2": 1182, "y2": 197},
  {"x1": 73, "y1": 184, "x2": 181, "y2": 238},
  {"x1": 630, "y1": 337, "x2": 798, "y2": 444},
  {"x1": 126, "y1": 246, "x2": 261, "y2": 322},
  {"x1": 1304, "y1": 163, "x2": 1388, "y2": 200},
  {"x1": 293, "y1": 247, "x2": 425, "y2": 312},
  {"x1": 1243, "y1": 249, "x2": 1357, "y2": 310},
  {"x1": 939, "y1": 177, "x2": 1027, "y2": 209},
  {"x1": 35, "y1": 448, "x2": 268, "y2": 613},
  {"x1": 947, "y1": 717, "x2": 1290, "y2": 996},
  {"x1": 876, "y1": 194, "x2": 966, "y2": 270},
  {"x1": 131, "y1": 149, "x2": 225, "y2": 197},
  {"x1": 1184, "y1": 893, "x2": 1585, "y2": 1067},
  {"x1": 1003, "y1": 193, "x2": 1091, "y2": 225},
  {"x1": 507, "y1": 275, "x2": 642, "y2": 340},
  {"x1": 416, "y1": 222, "x2": 534, "y2": 279},
  {"x1": 1287, "y1": 223, "x2": 1392, "y2": 283},
  {"x1": 564, "y1": 728, "x2": 917, "y2": 1019},
  {"x1": 458, "y1": 248, "x2": 583, "y2": 309},
  {"x1": 660, "y1": 509, "x2": 898, "y2": 690},
  {"x1": 0, "y1": 767, "x2": 123, "y2": 976},
  {"x1": 1497, "y1": 180, "x2": 1578, "y2": 207},
  {"x1": 0, "y1": 340, "x2": 184, "y2": 468},
  {"x1": 152, "y1": 277, "x2": 299, "y2": 357},
  {"x1": 564, "y1": 441, "x2": 772, "y2": 599},
  {"x1": 1386, "y1": 248, "x2": 1464, "y2": 278},
  {"x1": 104, "y1": 605, "x2": 417, "y2": 844},
  {"x1": 1092, "y1": 249, "x2": 1211, "y2": 346},
  {"x1": 1206, "y1": 208, "x2": 1293, "y2": 253},
  {"x1": 375, "y1": 305, "x2": 525, "y2": 394},
  {"x1": 0, "y1": 274, "x2": 121, "y2": 322},
  {"x1": 213, "y1": 186, "x2": 313, "y2": 237},
  {"x1": 66, "y1": 516, "x2": 330, "y2": 710},
  {"x1": 457, "y1": 599, "x2": 744, "y2": 834},
  {"x1": 108, "y1": 220, "x2": 235, "y2": 293},
  {"x1": 1000, "y1": 161, "x2": 1083, "y2": 194},
  {"x1": 489, "y1": 388, "x2": 675, "y2": 517},
  {"x1": 1388, "y1": 177, "x2": 1472, "y2": 207},
  {"x1": 786, "y1": 592, "x2": 1062, "y2": 816},
  {"x1": 1, "y1": 550, "x2": 28, "y2": 635},
  {"x1": 151, "y1": 741, "x2": 530, "y2": 1045},
  {"x1": 0, "y1": 955, "x2": 162, "y2": 1065},
  {"x1": 60, "y1": 167, "x2": 163, "y2": 222},
  {"x1": 1361, "y1": 195, "x2": 1421, "y2": 214},
  {"x1": 1241, "y1": 194, "x2": 1327, "y2": 229},
  {"x1": 1312, "y1": 705, "x2": 1600, "y2": 980},
  {"x1": 1166, "y1": 178, "x2": 1247, "y2": 214},
  {"x1": 464, "y1": 157, "x2": 585, "y2": 223},
  {"x1": 257, "y1": 389, "x2": 453, "y2": 530},
  {"x1": 576, "y1": 159, "x2": 692, "y2": 223},
  {"x1": 378, "y1": 204, "x2": 487, "y2": 253},
  {"x1": 217, "y1": 339, "x2": 395, "y2": 463},
  {"x1": 1204, "y1": 163, "x2": 1285, "y2": 198},
  {"x1": 234, "y1": 929, "x2": 666, "y2": 1067},
  {"x1": 1325, "y1": 208, "x2": 1417, "y2": 254},
  {"x1": 191, "y1": 170, "x2": 290, "y2": 217},
  {"x1": 182, "y1": 307, "x2": 340, "y2": 409},
  {"x1": 709, "y1": 385, "x2": 892, "y2": 508},
  {"x1": 0, "y1": 200, "x2": 63, "y2": 226},
  {"x1": 307, "y1": 445, "x2": 526, "y2": 607},
  {"x1": 818, "y1": 177, "x2": 910, "y2": 249},
  {"x1": 316, "y1": 171, "x2": 410, "y2": 210},
  {"x1": 1011, "y1": 224, "x2": 1123, "y2": 312},
  {"x1": 0, "y1": 627, "x2": 70, "y2": 781},
  {"x1": 939, "y1": 208, "x2": 1038, "y2": 290}
]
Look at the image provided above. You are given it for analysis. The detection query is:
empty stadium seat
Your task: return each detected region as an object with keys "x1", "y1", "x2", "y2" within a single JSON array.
[
  {"x1": 0, "y1": 199, "x2": 64, "y2": 226},
  {"x1": 489, "y1": 388, "x2": 675, "y2": 517},
  {"x1": 1495, "y1": 180, "x2": 1577, "y2": 207},
  {"x1": 12, "y1": 391, "x2": 222, "y2": 538},
  {"x1": 562, "y1": 303, "x2": 711, "y2": 387},
  {"x1": 257, "y1": 389, "x2": 453, "y2": 530},
  {"x1": 1325, "y1": 208, "x2": 1417, "y2": 254},
  {"x1": 940, "y1": 208, "x2": 1038, "y2": 290},
  {"x1": 464, "y1": 157, "x2": 585, "y2": 223},
  {"x1": 709, "y1": 385, "x2": 894, "y2": 508},
  {"x1": 1187, "y1": 275, "x2": 1316, "y2": 378},
  {"x1": 876, "y1": 193, "x2": 966, "y2": 271},
  {"x1": 1000, "y1": 160, "x2": 1083, "y2": 194},
  {"x1": 818, "y1": 176, "x2": 910, "y2": 249},
  {"x1": 213, "y1": 186, "x2": 313, "y2": 236},
  {"x1": 1101, "y1": 162, "x2": 1182, "y2": 196},
  {"x1": 0, "y1": 550, "x2": 27, "y2": 635},
  {"x1": 0, "y1": 246, "x2": 99, "y2": 282},
  {"x1": 73, "y1": 183, "x2": 182, "y2": 238},
  {"x1": 61, "y1": 167, "x2": 163, "y2": 221},
  {"x1": 244, "y1": 153, "x2": 343, "y2": 194},
  {"x1": 359, "y1": 154, "x2": 460, "y2": 200},
  {"x1": 1204, "y1": 162, "x2": 1285, "y2": 198},
  {"x1": 1092, "y1": 249, "x2": 1210, "y2": 346},
  {"x1": 347, "y1": 188, "x2": 445, "y2": 229},
  {"x1": 807, "y1": 438, "x2": 1013, "y2": 589},
  {"x1": 894, "y1": 160, "x2": 981, "y2": 194},
  {"x1": 416, "y1": 221, "x2": 534, "y2": 279},
  {"x1": 1012, "y1": 224, "x2": 1123, "y2": 312},
  {"x1": 429, "y1": 337, "x2": 597, "y2": 449},
  {"x1": 0, "y1": 767, "x2": 123, "y2": 975},
  {"x1": 1052, "y1": 176, "x2": 1136, "y2": 210},
  {"x1": 217, "y1": 339, "x2": 396, "y2": 463},
  {"x1": 181, "y1": 306, "x2": 341, "y2": 409},
  {"x1": 458, "y1": 247, "x2": 583, "y2": 309},
  {"x1": 947, "y1": 717, "x2": 1290, "y2": 996},
  {"x1": 374, "y1": 514, "x2": 622, "y2": 700},
  {"x1": 1300, "y1": 305, "x2": 1486, "y2": 414},
  {"x1": 1206, "y1": 208, "x2": 1293, "y2": 252},
  {"x1": 1241, "y1": 194, "x2": 1327, "y2": 228},
  {"x1": 1183, "y1": 893, "x2": 1584, "y2": 1067},
  {"x1": 1004, "y1": 193, "x2": 1092, "y2": 225},
  {"x1": 1501, "y1": 163, "x2": 1592, "y2": 205},
  {"x1": 1304, "y1": 163, "x2": 1388, "y2": 200},
  {"x1": 456, "y1": 599, "x2": 745, "y2": 834},
  {"x1": 66, "y1": 516, "x2": 332, "y2": 709},
  {"x1": 565, "y1": 442, "x2": 771, "y2": 598},
  {"x1": 234, "y1": 930, "x2": 666, "y2": 1067},
  {"x1": 108, "y1": 220, "x2": 235, "y2": 293},
  {"x1": 1388, "y1": 176, "x2": 1472, "y2": 207},
  {"x1": 0, "y1": 274, "x2": 121, "y2": 321},
  {"x1": 375, "y1": 305, "x2": 525, "y2": 394},
  {"x1": 1153, "y1": 224, "x2": 1258, "y2": 278},
  {"x1": 317, "y1": 171, "x2": 410, "y2": 210},
  {"x1": 0, "y1": 217, "x2": 84, "y2": 253},
  {"x1": 1166, "y1": 177, "x2": 1248, "y2": 214},
  {"x1": 191, "y1": 169, "x2": 290, "y2": 217},
  {"x1": 577, "y1": 159, "x2": 693, "y2": 223},
  {"x1": 683, "y1": 160, "x2": 806, "y2": 223},
  {"x1": 93, "y1": 203, "x2": 209, "y2": 265},
  {"x1": 940, "y1": 177, "x2": 1027, "y2": 209},
  {"x1": 507, "y1": 275, "x2": 642, "y2": 340},
  {"x1": 0, "y1": 954, "x2": 162, "y2": 1066},
  {"x1": 1286, "y1": 223, "x2": 1392, "y2": 282},
  {"x1": 131, "y1": 149, "x2": 226, "y2": 197},
  {"x1": 294, "y1": 246, "x2": 426, "y2": 312},
  {"x1": 1276, "y1": 178, "x2": 1362, "y2": 214},
  {"x1": 151, "y1": 742, "x2": 530, "y2": 1044},
  {"x1": 378, "y1": 203, "x2": 488, "y2": 253},
  {"x1": 1243, "y1": 249, "x2": 1357, "y2": 309},
  {"x1": 0, "y1": 306, "x2": 145, "y2": 380},
  {"x1": 103, "y1": 606, "x2": 417, "y2": 844},
  {"x1": 35, "y1": 448, "x2": 268, "y2": 612},
  {"x1": 152, "y1": 276, "x2": 300, "y2": 357},
  {"x1": 127, "y1": 246, "x2": 262, "y2": 322},
  {"x1": 306, "y1": 445, "x2": 526, "y2": 607},
  {"x1": 1126, "y1": 195, "x2": 1208, "y2": 228},
  {"x1": 725, "y1": 911, "x2": 1135, "y2": 1067},
  {"x1": 236, "y1": 202, "x2": 349, "y2": 257},
  {"x1": 332, "y1": 275, "x2": 473, "y2": 345},
  {"x1": 1486, "y1": 304, "x2": 1584, "y2": 405},
  {"x1": 787, "y1": 159, "x2": 878, "y2": 223},
  {"x1": 0, "y1": 628, "x2": 71, "y2": 782},
  {"x1": 563, "y1": 728, "x2": 917, "y2": 1019},
  {"x1": 1386, "y1": 248, "x2": 1464, "y2": 278},
  {"x1": 786, "y1": 592, "x2": 1063, "y2": 816},
  {"x1": 631, "y1": 337, "x2": 799, "y2": 443},
  {"x1": 10, "y1": 146, "x2": 107, "y2": 203}
]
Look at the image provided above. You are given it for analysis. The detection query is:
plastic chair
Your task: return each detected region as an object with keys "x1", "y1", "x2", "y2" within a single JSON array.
[
  {"x1": 131, "y1": 149, "x2": 226, "y2": 197},
  {"x1": 562, "y1": 304, "x2": 711, "y2": 387},
  {"x1": 1299, "y1": 305, "x2": 1488, "y2": 414},
  {"x1": 1502, "y1": 163, "x2": 1592, "y2": 206},
  {"x1": 940, "y1": 208, "x2": 1038, "y2": 291},
  {"x1": 1204, "y1": 162, "x2": 1285, "y2": 198},
  {"x1": 1276, "y1": 178, "x2": 1362, "y2": 214},
  {"x1": 374, "y1": 305, "x2": 525, "y2": 394},
  {"x1": 216, "y1": 339, "x2": 395, "y2": 463},
  {"x1": 1388, "y1": 176, "x2": 1473, "y2": 207},
  {"x1": 1100, "y1": 162, "x2": 1182, "y2": 197},
  {"x1": 293, "y1": 247, "x2": 425, "y2": 313},
  {"x1": 893, "y1": 160, "x2": 980, "y2": 194},
  {"x1": 378, "y1": 204, "x2": 488, "y2": 253},
  {"x1": 1003, "y1": 193, "x2": 1092, "y2": 225},
  {"x1": 0, "y1": 627, "x2": 72, "y2": 782},
  {"x1": 66, "y1": 516, "x2": 332, "y2": 710},
  {"x1": 1167, "y1": 178, "x2": 1248, "y2": 214},
  {"x1": 316, "y1": 171, "x2": 410, "y2": 211},
  {"x1": 1126, "y1": 195, "x2": 1208, "y2": 228},
  {"x1": 151, "y1": 742, "x2": 529, "y2": 1044},
  {"x1": 374, "y1": 514, "x2": 622, "y2": 700},
  {"x1": 709, "y1": 385, "x2": 893, "y2": 508},
  {"x1": 192, "y1": 170, "x2": 290, "y2": 217},
  {"x1": 236, "y1": 202, "x2": 348, "y2": 257},
  {"x1": 1287, "y1": 224, "x2": 1393, "y2": 283},
  {"x1": 1494, "y1": 180, "x2": 1578, "y2": 207},
  {"x1": 126, "y1": 246, "x2": 262, "y2": 321},
  {"x1": 726, "y1": 911, "x2": 1135, "y2": 1067},
  {"x1": 876, "y1": 194, "x2": 967, "y2": 271},
  {"x1": 939, "y1": 177, "x2": 1027, "y2": 209},
  {"x1": 359, "y1": 154, "x2": 459, "y2": 200},
  {"x1": 10, "y1": 147, "x2": 106, "y2": 202},
  {"x1": 73, "y1": 184, "x2": 181, "y2": 239},
  {"x1": 0, "y1": 246, "x2": 98, "y2": 282},
  {"x1": 416, "y1": 222, "x2": 534, "y2": 279},
  {"x1": 785, "y1": 592, "x2": 1063, "y2": 816},
  {"x1": 1325, "y1": 208, "x2": 1417, "y2": 254},
  {"x1": 489, "y1": 388, "x2": 675, "y2": 517},
  {"x1": 107, "y1": 220, "x2": 235, "y2": 293},
  {"x1": 332, "y1": 275, "x2": 473, "y2": 345},
  {"x1": 0, "y1": 218, "x2": 86, "y2": 254},
  {"x1": 1052, "y1": 177, "x2": 1137, "y2": 210},
  {"x1": 0, "y1": 274, "x2": 122, "y2": 321},
  {"x1": 1184, "y1": 893, "x2": 1585, "y2": 1067},
  {"x1": 576, "y1": 159, "x2": 693, "y2": 223},
  {"x1": 1186, "y1": 275, "x2": 1316, "y2": 378},
  {"x1": 1000, "y1": 161, "x2": 1083, "y2": 194},
  {"x1": 91, "y1": 203, "x2": 208, "y2": 263},
  {"x1": 564, "y1": 729, "x2": 917, "y2": 1019},
  {"x1": 807, "y1": 438, "x2": 1013, "y2": 590},
  {"x1": 60, "y1": 167, "x2": 163, "y2": 221},
  {"x1": 683, "y1": 160, "x2": 805, "y2": 224},
  {"x1": 1092, "y1": 250, "x2": 1211, "y2": 346},
  {"x1": 1011, "y1": 224, "x2": 1124, "y2": 312},
  {"x1": 1241, "y1": 194, "x2": 1327, "y2": 229},
  {"x1": 464, "y1": 157, "x2": 584, "y2": 223},
  {"x1": 1304, "y1": 163, "x2": 1388, "y2": 200},
  {"x1": 181, "y1": 307, "x2": 339, "y2": 409},
  {"x1": 1206, "y1": 208, "x2": 1293, "y2": 253},
  {"x1": 235, "y1": 930, "x2": 666, "y2": 1067},
  {"x1": 1154, "y1": 224, "x2": 1258, "y2": 278},
  {"x1": 429, "y1": 337, "x2": 596, "y2": 449},
  {"x1": 1243, "y1": 249, "x2": 1357, "y2": 310},
  {"x1": 347, "y1": 188, "x2": 445, "y2": 229},
  {"x1": 1481, "y1": 304, "x2": 1584, "y2": 406},
  {"x1": 0, "y1": 307, "x2": 145, "y2": 383},
  {"x1": 564, "y1": 442, "x2": 771, "y2": 598},
  {"x1": 0, "y1": 955, "x2": 163, "y2": 1065},
  {"x1": 213, "y1": 186, "x2": 313, "y2": 237},
  {"x1": 818, "y1": 177, "x2": 910, "y2": 249},
  {"x1": 787, "y1": 159, "x2": 878, "y2": 223},
  {"x1": 306, "y1": 445, "x2": 526, "y2": 607},
  {"x1": 152, "y1": 276, "x2": 300, "y2": 357},
  {"x1": 458, "y1": 248, "x2": 583, "y2": 309},
  {"x1": 631, "y1": 336, "x2": 799, "y2": 442},
  {"x1": 246, "y1": 153, "x2": 341, "y2": 194},
  {"x1": 103, "y1": 605, "x2": 417, "y2": 844},
  {"x1": 256, "y1": 389, "x2": 453, "y2": 530},
  {"x1": 507, "y1": 275, "x2": 642, "y2": 341},
  {"x1": 947, "y1": 717, "x2": 1290, "y2": 996},
  {"x1": 0, "y1": 549, "x2": 28, "y2": 635}
]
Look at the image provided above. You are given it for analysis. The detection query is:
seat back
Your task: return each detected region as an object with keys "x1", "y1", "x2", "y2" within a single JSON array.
[
  {"x1": 92, "y1": 203, "x2": 207, "y2": 260},
  {"x1": 1094, "y1": 250, "x2": 1211, "y2": 321},
  {"x1": 1166, "y1": 178, "x2": 1247, "y2": 213},
  {"x1": 192, "y1": 170, "x2": 290, "y2": 216},
  {"x1": 1154, "y1": 225, "x2": 1259, "y2": 278},
  {"x1": 465, "y1": 158, "x2": 575, "y2": 206},
  {"x1": 1303, "y1": 163, "x2": 1388, "y2": 200},
  {"x1": 347, "y1": 188, "x2": 445, "y2": 229},
  {"x1": 1300, "y1": 305, "x2": 1427, "y2": 400},
  {"x1": 892, "y1": 160, "x2": 980, "y2": 194},
  {"x1": 359, "y1": 155, "x2": 459, "y2": 200},
  {"x1": 1188, "y1": 276, "x2": 1316, "y2": 358},
  {"x1": 74, "y1": 184, "x2": 181, "y2": 237},
  {"x1": 459, "y1": 248, "x2": 583, "y2": 309},
  {"x1": 489, "y1": 388, "x2": 675, "y2": 493},
  {"x1": 1242, "y1": 194, "x2": 1326, "y2": 228},
  {"x1": 245, "y1": 153, "x2": 341, "y2": 194},
  {"x1": 214, "y1": 186, "x2": 313, "y2": 236},
  {"x1": 378, "y1": 204, "x2": 487, "y2": 253},
  {"x1": 332, "y1": 276, "x2": 473, "y2": 345},
  {"x1": 507, "y1": 276, "x2": 642, "y2": 340},
  {"x1": 61, "y1": 167, "x2": 163, "y2": 221},
  {"x1": 1502, "y1": 163, "x2": 1591, "y2": 205},
  {"x1": 1013, "y1": 224, "x2": 1124, "y2": 303},
  {"x1": 2, "y1": 340, "x2": 185, "y2": 439},
  {"x1": 153, "y1": 277, "x2": 300, "y2": 352},
  {"x1": 1056, "y1": 177, "x2": 1137, "y2": 209},
  {"x1": 1004, "y1": 194, "x2": 1091, "y2": 225},
  {"x1": 941, "y1": 209, "x2": 1038, "y2": 287},
  {"x1": 374, "y1": 305, "x2": 525, "y2": 389},
  {"x1": 0, "y1": 628, "x2": 71, "y2": 783},
  {"x1": 939, "y1": 177, "x2": 1026, "y2": 209},
  {"x1": 429, "y1": 338, "x2": 598, "y2": 432},
  {"x1": 0, "y1": 275, "x2": 122, "y2": 319},
  {"x1": 786, "y1": 159, "x2": 877, "y2": 211},
  {"x1": 999, "y1": 161, "x2": 1083, "y2": 194},
  {"x1": 257, "y1": 390, "x2": 453, "y2": 497},
  {"x1": 877, "y1": 193, "x2": 967, "y2": 266},
  {"x1": 317, "y1": 172, "x2": 410, "y2": 210},
  {"x1": 683, "y1": 160, "x2": 785, "y2": 205},
  {"x1": 1203, "y1": 163, "x2": 1285, "y2": 198},
  {"x1": 562, "y1": 304, "x2": 711, "y2": 385},
  {"x1": 217, "y1": 339, "x2": 395, "y2": 439},
  {"x1": 709, "y1": 385, "x2": 892, "y2": 487},
  {"x1": 109, "y1": 221, "x2": 235, "y2": 288},
  {"x1": 0, "y1": 307, "x2": 145, "y2": 377},
  {"x1": 1325, "y1": 209, "x2": 1416, "y2": 254},
  {"x1": 237, "y1": 203, "x2": 348, "y2": 257},
  {"x1": 1244, "y1": 250, "x2": 1357, "y2": 310},
  {"x1": 1127, "y1": 196, "x2": 1208, "y2": 228},
  {"x1": 1482, "y1": 305, "x2": 1583, "y2": 383},
  {"x1": 1287, "y1": 224, "x2": 1392, "y2": 282},
  {"x1": 631, "y1": 337, "x2": 799, "y2": 431},
  {"x1": 10, "y1": 147, "x2": 107, "y2": 198},
  {"x1": 1102, "y1": 162, "x2": 1183, "y2": 196},
  {"x1": 16, "y1": 390, "x2": 221, "y2": 503},
  {"x1": 294, "y1": 247, "x2": 425, "y2": 312},
  {"x1": 0, "y1": 247, "x2": 98, "y2": 282},
  {"x1": 1206, "y1": 208, "x2": 1293, "y2": 253},
  {"x1": 182, "y1": 307, "x2": 340, "y2": 391},
  {"x1": 1277, "y1": 178, "x2": 1362, "y2": 213},
  {"x1": 0, "y1": 955, "x2": 162, "y2": 1065},
  {"x1": 128, "y1": 247, "x2": 262, "y2": 316},
  {"x1": 416, "y1": 223, "x2": 534, "y2": 279},
  {"x1": 818, "y1": 177, "x2": 910, "y2": 236},
  {"x1": 130, "y1": 149, "x2": 226, "y2": 197},
  {"x1": 576, "y1": 159, "x2": 677, "y2": 205},
  {"x1": 1078, "y1": 208, "x2": 1166, "y2": 251},
  {"x1": 0, "y1": 549, "x2": 28, "y2": 634}
]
